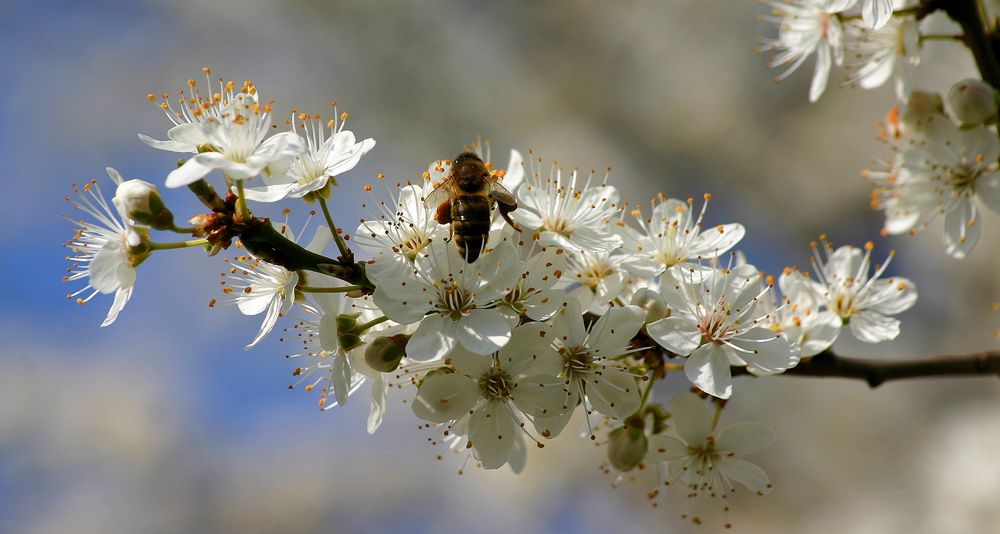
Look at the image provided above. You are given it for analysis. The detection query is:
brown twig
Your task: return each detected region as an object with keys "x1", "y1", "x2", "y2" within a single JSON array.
[{"x1": 731, "y1": 349, "x2": 1000, "y2": 388}]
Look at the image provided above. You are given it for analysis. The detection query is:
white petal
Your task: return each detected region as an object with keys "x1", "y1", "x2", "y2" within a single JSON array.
[
  {"x1": 165, "y1": 152, "x2": 221, "y2": 188},
  {"x1": 730, "y1": 327, "x2": 801, "y2": 375},
  {"x1": 406, "y1": 316, "x2": 457, "y2": 361},
  {"x1": 849, "y1": 310, "x2": 900, "y2": 343},
  {"x1": 944, "y1": 198, "x2": 980, "y2": 258},
  {"x1": 101, "y1": 286, "x2": 133, "y2": 327},
  {"x1": 507, "y1": 434, "x2": 527, "y2": 474},
  {"x1": 716, "y1": 422, "x2": 775, "y2": 455},
  {"x1": 646, "y1": 316, "x2": 702, "y2": 356},
  {"x1": 719, "y1": 459, "x2": 771, "y2": 494},
  {"x1": 455, "y1": 309, "x2": 513, "y2": 355},
  {"x1": 89, "y1": 241, "x2": 127, "y2": 293},
  {"x1": 332, "y1": 354, "x2": 353, "y2": 406},
  {"x1": 688, "y1": 223, "x2": 745, "y2": 258},
  {"x1": 523, "y1": 289, "x2": 567, "y2": 321},
  {"x1": 646, "y1": 434, "x2": 690, "y2": 462},
  {"x1": 138, "y1": 134, "x2": 193, "y2": 153},
  {"x1": 809, "y1": 44, "x2": 832, "y2": 103},
  {"x1": 684, "y1": 343, "x2": 733, "y2": 399},
  {"x1": 583, "y1": 367, "x2": 641, "y2": 420},
  {"x1": 468, "y1": 401, "x2": 517, "y2": 469},
  {"x1": 512, "y1": 373, "x2": 569, "y2": 420},
  {"x1": 366, "y1": 374, "x2": 387, "y2": 434},
  {"x1": 977, "y1": 171, "x2": 1000, "y2": 213},
  {"x1": 861, "y1": 278, "x2": 918, "y2": 315},
  {"x1": 503, "y1": 149, "x2": 525, "y2": 191},
  {"x1": 587, "y1": 305, "x2": 645, "y2": 356},
  {"x1": 798, "y1": 312, "x2": 842, "y2": 357},
  {"x1": 411, "y1": 371, "x2": 480, "y2": 423},
  {"x1": 668, "y1": 392, "x2": 712, "y2": 445},
  {"x1": 372, "y1": 281, "x2": 433, "y2": 324},
  {"x1": 319, "y1": 313, "x2": 340, "y2": 353},
  {"x1": 863, "y1": 0, "x2": 893, "y2": 30},
  {"x1": 499, "y1": 322, "x2": 560, "y2": 377},
  {"x1": 245, "y1": 295, "x2": 283, "y2": 349},
  {"x1": 241, "y1": 183, "x2": 297, "y2": 203}
]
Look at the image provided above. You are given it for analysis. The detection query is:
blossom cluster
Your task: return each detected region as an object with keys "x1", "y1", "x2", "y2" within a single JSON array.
[
  {"x1": 762, "y1": 1, "x2": 1000, "y2": 257},
  {"x1": 62, "y1": 63, "x2": 936, "y2": 527}
]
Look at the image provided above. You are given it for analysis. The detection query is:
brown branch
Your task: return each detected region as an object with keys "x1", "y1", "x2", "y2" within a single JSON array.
[{"x1": 733, "y1": 350, "x2": 1000, "y2": 388}]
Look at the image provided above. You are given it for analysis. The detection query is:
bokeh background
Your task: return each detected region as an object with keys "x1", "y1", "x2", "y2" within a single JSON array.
[{"x1": 2, "y1": 0, "x2": 999, "y2": 532}]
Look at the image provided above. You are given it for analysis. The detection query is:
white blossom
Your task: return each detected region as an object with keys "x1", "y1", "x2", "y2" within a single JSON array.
[
  {"x1": 646, "y1": 392, "x2": 774, "y2": 524},
  {"x1": 759, "y1": 269, "x2": 842, "y2": 357},
  {"x1": 616, "y1": 194, "x2": 744, "y2": 280},
  {"x1": 355, "y1": 181, "x2": 446, "y2": 281},
  {"x1": 542, "y1": 302, "x2": 647, "y2": 434},
  {"x1": 646, "y1": 262, "x2": 801, "y2": 399},
  {"x1": 373, "y1": 237, "x2": 521, "y2": 361},
  {"x1": 163, "y1": 85, "x2": 304, "y2": 188},
  {"x1": 762, "y1": 0, "x2": 847, "y2": 102},
  {"x1": 555, "y1": 249, "x2": 627, "y2": 315},
  {"x1": 867, "y1": 114, "x2": 1000, "y2": 258},
  {"x1": 64, "y1": 168, "x2": 147, "y2": 327},
  {"x1": 222, "y1": 225, "x2": 332, "y2": 349},
  {"x1": 844, "y1": 1, "x2": 920, "y2": 99},
  {"x1": 411, "y1": 322, "x2": 568, "y2": 469},
  {"x1": 510, "y1": 157, "x2": 623, "y2": 253},
  {"x1": 799, "y1": 239, "x2": 917, "y2": 343},
  {"x1": 243, "y1": 111, "x2": 375, "y2": 202}
]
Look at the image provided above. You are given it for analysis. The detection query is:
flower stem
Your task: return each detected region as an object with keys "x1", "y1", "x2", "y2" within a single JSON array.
[
  {"x1": 298, "y1": 285, "x2": 364, "y2": 293},
  {"x1": 356, "y1": 316, "x2": 390, "y2": 332},
  {"x1": 168, "y1": 224, "x2": 199, "y2": 234},
  {"x1": 235, "y1": 179, "x2": 251, "y2": 220},
  {"x1": 639, "y1": 374, "x2": 656, "y2": 408},
  {"x1": 149, "y1": 238, "x2": 209, "y2": 250},
  {"x1": 710, "y1": 402, "x2": 724, "y2": 432},
  {"x1": 318, "y1": 197, "x2": 353, "y2": 262},
  {"x1": 920, "y1": 33, "x2": 964, "y2": 42}
]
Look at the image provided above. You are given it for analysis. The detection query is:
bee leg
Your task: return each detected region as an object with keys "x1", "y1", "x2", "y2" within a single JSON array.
[
  {"x1": 435, "y1": 201, "x2": 452, "y2": 225},
  {"x1": 497, "y1": 202, "x2": 521, "y2": 232}
]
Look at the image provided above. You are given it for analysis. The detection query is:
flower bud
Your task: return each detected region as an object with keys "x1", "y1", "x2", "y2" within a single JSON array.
[
  {"x1": 335, "y1": 312, "x2": 362, "y2": 332},
  {"x1": 630, "y1": 288, "x2": 669, "y2": 323},
  {"x1": 946, "y1": 78, "x2": 998, "y2": 127},
  {"x1": 607, "y1": 422, "x2": 648, "y2": 472},
  {"x1": 114, "y1": 179, "x2": 175, "y2": 229},
  {"x1": 364, "y1": 334, "x2": 408, "y2": 372}
]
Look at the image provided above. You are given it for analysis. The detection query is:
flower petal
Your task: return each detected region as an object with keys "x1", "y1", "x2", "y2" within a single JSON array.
[
  {"x1": 455, "y1": 308, "x2": 513, "y2": 355},
  {"x1": 406, "y1": 316, "x2": 457, "y2": 361},
  {"x1": 730, "y1": 327, "x2": 801, "y2": 375},
  {"x1": 468, "y1": 401, "x2": 517, "y2": 469},
  {"x1": 647, "y1": 434, "x2": 690, "y2": 462},
  {"x1": 646, "y1": 316, "x2": 702, "y2": 356},
  {"x1": 411, "y1": 371, "x2": 480, "y2": 423},
  {"x1": 718, "y1": 458, "x2": 771, "y2": 494},
  {"x1": 684, "y1": 343, "x2": 733, "y2": 399},
  {"x1": 668, "y1": 392, "x2": 712, "y2": 445},
  {"x1": 849, "y1": 310, "x2": 900, "y2": 343},
  {"x1": 944, "y1": 197, "x2": 980, "y2": 258},
  {"x1": 582, "y1": 367, "x2": 641, "y2": 420}
]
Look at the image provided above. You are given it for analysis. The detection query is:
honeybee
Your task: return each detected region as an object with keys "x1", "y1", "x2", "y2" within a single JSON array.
[{"x1": 423, "y1": 151, "x2": 519, "y2": 262}]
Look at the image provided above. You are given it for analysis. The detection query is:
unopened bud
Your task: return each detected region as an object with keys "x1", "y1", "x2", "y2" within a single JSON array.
[
  {"x1": 114, "y1": 179, "x2": 175, "y2": 229},
  {"x1": 607, "y1": 421, "x2": 648, "y2": 472},
  {"x1": 900, "y1": 90, "x2": 944, "y2": 133},
  {"x1": 335, "y1": 312, "x2": 361, "y2": 332},
  {"x1": 946, "y1": 78, "x2": 998, "y2": 127},
  {"x1": 630, "y1": 288, "x2": 669, "y2": 323},
  {"x1": 365, "y1": 334, "x2": 408, "y2": 372}
]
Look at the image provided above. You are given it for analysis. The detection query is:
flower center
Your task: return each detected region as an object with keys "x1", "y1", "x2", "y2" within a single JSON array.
[
  {"x1": 561, "y1": 346, "x2": 594, "y2": 378},
  {"x1": 543, "y1": 216, "x2": 572, "y2": 237},
  {"x1": 478, "y1": 367, "x2": 515, "y2": 400},
  {"x1": 697, "y1": 311, "x2": 735, "y2": 344},
  {"x1": 437, "y1": 285, "x2": 474, "y2": 320}
]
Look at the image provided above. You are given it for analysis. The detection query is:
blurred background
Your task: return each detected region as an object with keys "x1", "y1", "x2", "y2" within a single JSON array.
[{"x1": 2, "y1": 0, "x2": 999, "y2": 532}]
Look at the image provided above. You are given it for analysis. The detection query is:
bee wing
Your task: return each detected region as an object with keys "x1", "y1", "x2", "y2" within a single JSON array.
[
  {"x1": 423, "y1": 179, "x2": 454, "y2": 208},
  {"x1": 487, "y1": 178, "x2": 517, "y2": 208}
]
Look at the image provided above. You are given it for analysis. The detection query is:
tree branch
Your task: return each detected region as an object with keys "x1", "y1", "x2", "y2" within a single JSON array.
[{"x1": 734, "y1": 349, "x2": 1000, "y2": 388}]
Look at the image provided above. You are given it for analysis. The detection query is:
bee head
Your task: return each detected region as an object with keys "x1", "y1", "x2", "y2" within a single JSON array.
[{"x1": 452, "y1": 151, "x2": 488, "y2": 178}]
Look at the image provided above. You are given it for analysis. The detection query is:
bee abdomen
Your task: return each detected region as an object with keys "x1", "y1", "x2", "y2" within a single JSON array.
[{"x1": 452, "y1": 195, "x2": 491, "y2": 262}]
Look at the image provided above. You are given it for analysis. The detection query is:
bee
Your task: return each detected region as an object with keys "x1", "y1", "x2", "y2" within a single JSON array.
[{"x1": 423, "y1": 151, "x2": 519, "y2": 262}]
